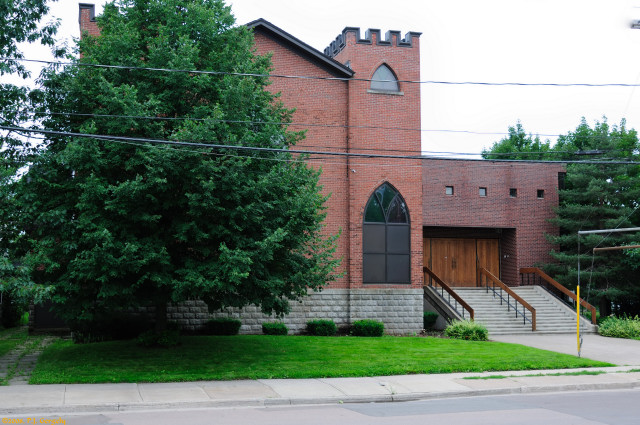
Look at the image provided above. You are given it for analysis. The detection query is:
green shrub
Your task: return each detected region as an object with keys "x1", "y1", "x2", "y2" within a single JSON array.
[
  {"x1": 423, "y1": 311, "x2": 439, "y2": 329},
  {"x1": 70, "y1": 313, "x2": 154, "y2": 343},
  {"x1": 137, "y1": 329, "x2": 181, "y2": 347},
  {"x1": 262, "y1": 322, "x2": 288, "y2": 335},
  {"x1": 598, "y1": 315, "x2": 640, "y2": 340},
  {"x1": 444, "y1": 320, "x2": 488, "y2": 341},
  {"x1": 205, "y1": 317, "x2": 242, "y2": 335},
  {"x1": 351, "y1": 319, "x2": 384, "y2": 337},
  {"x1": 307, "y1": 319, "x2": 337, "y2": 336}
]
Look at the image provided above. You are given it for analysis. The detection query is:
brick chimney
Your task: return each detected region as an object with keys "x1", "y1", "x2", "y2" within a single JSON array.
[{"x1": 79, "y1": 3, "x2": 99, "y2": 36}]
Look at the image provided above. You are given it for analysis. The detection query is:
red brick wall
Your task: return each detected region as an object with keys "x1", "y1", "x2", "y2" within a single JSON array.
[
  {"x1": 252, "y1": 31, "x2": 351, "y2": 288},
  {"x1": 422, "y1": 159, "x2": 565, "y2": 285},
  {"x1": 254, "y1": 27, "x2": 424, "y2": 291},
  {"x1": 332, "y1": 29, "x2": 423, "y2": 290}
]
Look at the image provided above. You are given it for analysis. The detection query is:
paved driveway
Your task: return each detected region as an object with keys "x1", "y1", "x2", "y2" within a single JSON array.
[{"x1": 491, "y1": 333, "x2": 640, "y2": 366}]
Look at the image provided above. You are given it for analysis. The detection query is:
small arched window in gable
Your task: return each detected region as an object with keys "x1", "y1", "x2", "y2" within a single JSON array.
[{"x1": 370, "y1": 64, "x2": 399, "y2": 92}]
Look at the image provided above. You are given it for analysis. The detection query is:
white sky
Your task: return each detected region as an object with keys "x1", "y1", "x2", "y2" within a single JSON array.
[{"x1": 10, "y1": 0, "x2": 640, "y2": 155}]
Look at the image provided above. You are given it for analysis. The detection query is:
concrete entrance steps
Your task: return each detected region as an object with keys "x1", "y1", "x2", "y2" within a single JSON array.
[
  {"x1": 452, "y1": 288, "x2": 531, "y2": 335},
  {"x1": 452, "y1": 286, "x2": 597, "y2": 336},
  {"x1": 511, "y1": 286, "x2": 597, "y2": 334}
]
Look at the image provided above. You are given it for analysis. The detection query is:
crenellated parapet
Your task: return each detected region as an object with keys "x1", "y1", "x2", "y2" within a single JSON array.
[{"x1": 324, "y1": 27, "x2": 421, "y2": 58}]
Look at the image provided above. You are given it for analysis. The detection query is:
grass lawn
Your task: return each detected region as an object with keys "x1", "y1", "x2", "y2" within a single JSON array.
[
  {"x1": 30, "y1": 335, "x2": 612, "y2": 384},
  {"x1": 0, "y1": 327, "x2": 28, "y2": 357}
]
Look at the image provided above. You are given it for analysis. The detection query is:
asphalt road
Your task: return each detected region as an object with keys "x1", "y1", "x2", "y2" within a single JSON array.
[{"x1": 12, "y1": 388, "x2": 640, "y2": 425}]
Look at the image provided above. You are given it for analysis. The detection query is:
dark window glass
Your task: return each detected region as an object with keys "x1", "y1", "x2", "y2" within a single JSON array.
[
  {"x1": 371, "y1": 64, "x2": 399, "y2": 92},
  {"x1": 364, "y1": 195, "x2": 385, "y2": 222},
  {"x1": 363, "y1": 224, "x2": 385, "y2": 253},
  {"x1": 387, "y1": 225, "x2": 409, "y2": 253},
  {"x1": 363, "y1": 254, "x2": 386, "y2": 282},
  {"x1": 363, "y1": 183, "x2": 410, "y2": 283},
  {"x1": 375, "y1": 183, "x2": 396, "y2": 212},
  {"x1": 510, "y1": 188, "x2": 517, "y2": 198},
  {"x1": 387, "y1": 197, "x2": 408, "y2": 223},
  {"x1": 558, "y1": 172, "x2": 566, "y2": 190},
  {"x1": 387, "y1": 255, "x2": 410, "y2": 282},
  {"x1": 537, "y1": 189, "x2": 545, "y2": 199}
]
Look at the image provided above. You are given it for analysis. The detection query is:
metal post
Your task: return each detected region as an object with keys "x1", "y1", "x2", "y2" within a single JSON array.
[{"x1": 577, "y1": 284, "x2": 581, "y2": 357}]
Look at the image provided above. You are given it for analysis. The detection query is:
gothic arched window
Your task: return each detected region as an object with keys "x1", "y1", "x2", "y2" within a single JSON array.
[
  {"x1": 370, "y1": 64, "x2": 400, "y2": 92},
  {"x1": 363, "y1": 183, "x2": 410, "y2": 283}
]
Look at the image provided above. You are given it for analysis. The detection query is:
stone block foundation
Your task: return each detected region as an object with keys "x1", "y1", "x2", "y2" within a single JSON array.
[{"x1": 168, "y1": 288, "x2": 424, "y2": 335}]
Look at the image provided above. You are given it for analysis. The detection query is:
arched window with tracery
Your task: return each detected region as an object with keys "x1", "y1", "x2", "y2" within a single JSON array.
[{"x1": 363, "y1": 183, "x2": 410, "y2": 283}]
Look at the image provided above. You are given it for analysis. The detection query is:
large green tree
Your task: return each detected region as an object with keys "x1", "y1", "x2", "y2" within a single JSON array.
[{"x1": 13, "y1": 0, "x2": 339, "y2": 334}]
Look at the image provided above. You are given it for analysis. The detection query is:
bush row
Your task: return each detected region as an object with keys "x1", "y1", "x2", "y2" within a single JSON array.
[
  {"x1": 598, "y1": 315, "x2": 640, "y2": 340},
  {"x1": 204, "y1": 318, "x2": 387, "y2": 337}
]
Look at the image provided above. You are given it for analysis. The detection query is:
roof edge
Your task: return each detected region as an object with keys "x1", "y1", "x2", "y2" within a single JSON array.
[{"x1": 246, "y1": 18, "x2": 354, "y2": 78}]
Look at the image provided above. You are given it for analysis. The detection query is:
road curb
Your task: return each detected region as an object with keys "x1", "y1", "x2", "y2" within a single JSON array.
[{"x1": 1, "y1": 380, "x2": 638, "y2": 415}]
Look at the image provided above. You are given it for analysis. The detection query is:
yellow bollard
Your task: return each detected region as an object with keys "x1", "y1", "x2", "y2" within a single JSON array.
[{"x1": 577, "y1": 285, "x2": 581, "y2": 357}]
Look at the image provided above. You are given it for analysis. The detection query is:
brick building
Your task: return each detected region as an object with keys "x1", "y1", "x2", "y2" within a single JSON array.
[{"x1": 77, "y1": 5, "x2": 564, "y2": 334}]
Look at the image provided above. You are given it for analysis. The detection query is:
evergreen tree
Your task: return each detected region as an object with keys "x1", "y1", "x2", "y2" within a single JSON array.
[
  {"x1": 12, "y1": 0, "x2": 339, "y2": 334},
  {"x1": 545, "y1": 119, "x2": 640, "y2": 315}
]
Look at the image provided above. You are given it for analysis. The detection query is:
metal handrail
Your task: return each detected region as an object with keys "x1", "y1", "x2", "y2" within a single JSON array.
[
  {"x1": 477, "y1": 267, "x2": 536, "y2": 331},
  {"x1": 423, "y1": 267, "x2": 474, "y2": 320},
  {"x1": 520, "y1": 267, "x2": 597, "y2": 325}
]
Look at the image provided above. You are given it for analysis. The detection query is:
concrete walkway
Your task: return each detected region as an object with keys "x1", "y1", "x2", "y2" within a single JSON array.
[
  {"x1": 491, "y1": 333, "x2": 640, "y2": 366},
  {"x1": 0, "y1": 333, "x2": 638, "y2": 415}
]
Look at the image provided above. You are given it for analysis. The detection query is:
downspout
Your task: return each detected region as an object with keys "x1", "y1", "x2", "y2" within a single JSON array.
[{"x1": 346, "y1": 75, "x2": 352, "y2": 327}]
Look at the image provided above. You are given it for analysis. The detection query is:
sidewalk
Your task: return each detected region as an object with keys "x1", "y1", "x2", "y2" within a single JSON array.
[{"x1": 1, "y1": 365, "x2": 639, "y2": 414}]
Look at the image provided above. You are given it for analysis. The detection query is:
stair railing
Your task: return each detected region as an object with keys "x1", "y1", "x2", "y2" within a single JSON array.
[
  {"x1": 423, "y1": 267, "x2": 474, "y2": 321},
  {"x1": 477, "y1": 267, "x2": 536, "y2": 331},
  {"x1": 520, "y1": 267, "x2": 597, "y2": 325}
]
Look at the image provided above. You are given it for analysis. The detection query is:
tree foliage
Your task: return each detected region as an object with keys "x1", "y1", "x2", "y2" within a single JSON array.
[
  {"x1": 485, "y1": 118, "x2": 640, "y2": 315},
  {"x1": 0, "y1": 0, "x2": 59, "y2": 315},
  {"x1": 482, "y1": 121, "x2": 552, "y2": 160},
  {"x1": 546, "y1": 119, "x2": 640, "y2": 315},
  {"x1": 9, "y1": 0, "x2": 339, "y2": 333}
]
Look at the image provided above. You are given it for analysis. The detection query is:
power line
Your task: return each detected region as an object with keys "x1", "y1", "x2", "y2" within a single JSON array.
[
  {"x1": 3, "y1": 125, "x2": 640, "y2": 165},
  {"x1": 7, "y1": 57, "x2": 640, "y2": 88},
  {"x1": 20, "y1": 111, "x2": 638, "y2": 158},
  {"x1": 31, "y1": 110, "x2": 521, "y2": 137}
]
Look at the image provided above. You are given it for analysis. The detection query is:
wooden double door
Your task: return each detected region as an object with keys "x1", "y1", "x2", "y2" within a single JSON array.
[{"x1": 424, "y1": 238, "x2": 500, "y2": 287}]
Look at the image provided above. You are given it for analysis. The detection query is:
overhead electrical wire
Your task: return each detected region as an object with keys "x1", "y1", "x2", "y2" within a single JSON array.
[
  {"x1": 6, "y1": 57, "x2": 640, "y2": 87},
  {"x1": 4, "y1": 57, "x2": 640, "y2": 160},
  {"x1": 2, "y1": 125, "x2": 640, "y2": 165},
  {"x1": 14, "y1": 110, "x2": 637, "y2": 158}
]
